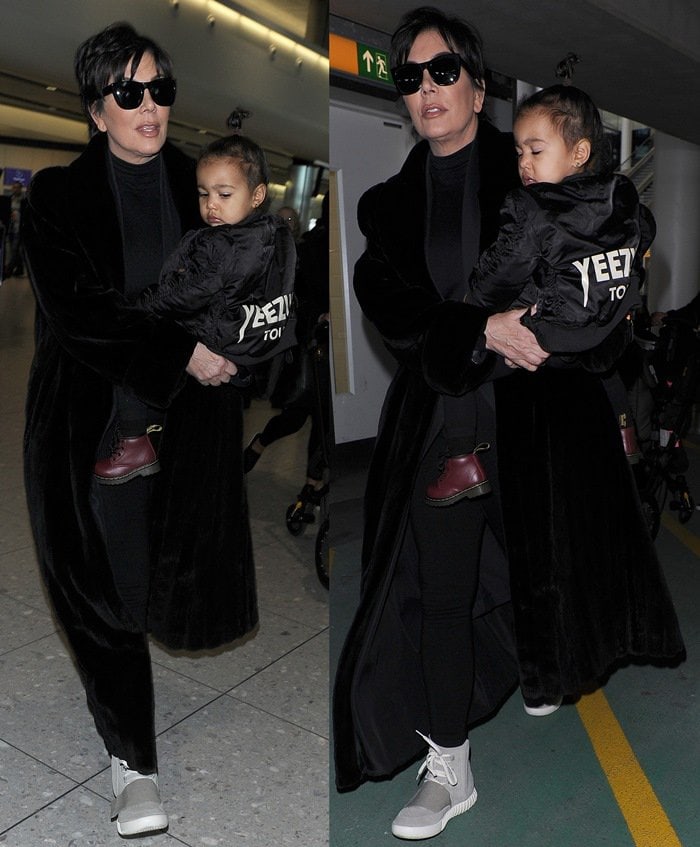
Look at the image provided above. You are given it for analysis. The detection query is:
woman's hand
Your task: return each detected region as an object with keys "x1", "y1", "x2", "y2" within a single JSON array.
[
  {"x1": 186, "y1": 342, "x2": 238, "y2": 386},
  {"x1": 484, "y1": 308, "x2": 549, "y2": 371}
]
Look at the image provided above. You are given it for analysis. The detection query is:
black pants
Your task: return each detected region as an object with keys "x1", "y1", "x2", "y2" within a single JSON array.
[
  {"x1": 98, "y1": 475, "x2": 153, "y2": 630},
  {"x1": 409, "y1": 394, "x2": 503, "y2": 748},
  {"x1": 93, "y1": 474, "x2": 156, "y2": 770},
  {"x1": 260, "y1": 359, "x2": 331, "y2": 481},
  {"x1": 113, "y1": 385, "x2": 164, "y2": 437}
]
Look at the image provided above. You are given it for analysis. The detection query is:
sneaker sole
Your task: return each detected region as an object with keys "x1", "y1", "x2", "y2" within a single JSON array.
[
  {"x1": 116, "y1": 812, "x2": 169, "y2": 837},
  {"x1": 391, "y1": 788, "x2": 477, "y2": 840},
  {"x1": 523, "y1": 698, "x2": 563, "y2": 716}
]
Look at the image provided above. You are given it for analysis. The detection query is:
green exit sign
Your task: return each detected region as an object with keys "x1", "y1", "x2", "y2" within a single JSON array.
[{"x1": 356, "y1": 42, "x2": 391, "y2": 84}]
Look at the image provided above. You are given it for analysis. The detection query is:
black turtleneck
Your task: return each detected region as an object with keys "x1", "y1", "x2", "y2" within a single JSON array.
[
  {"x1": 427, "y1": 140, "x2": 480, "y2": 300},
  {"x1": 108, "y1": 152, "x2": 180, "y2": 300}
]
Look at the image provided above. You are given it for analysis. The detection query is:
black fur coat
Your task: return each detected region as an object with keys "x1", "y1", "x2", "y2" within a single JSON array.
[
  {"x1": 333, "y1": 121, "x2": 684, "y2": 791},
  {"x1": 22, "y1": 135, "x2": 257, "y2": 770}
]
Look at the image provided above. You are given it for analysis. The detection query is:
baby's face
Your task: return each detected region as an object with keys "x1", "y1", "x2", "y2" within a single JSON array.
[
  {"x1": 514, "y1": 110, "x2": 585, "y2": 187},
  {"x1": 196, "y1": 157, "x2": 265, "y2": 226}
]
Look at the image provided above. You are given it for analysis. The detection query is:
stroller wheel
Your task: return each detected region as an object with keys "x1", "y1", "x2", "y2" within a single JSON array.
[
  {"x1": 315, "y1": 517, "x2": 330, "y2": 589},
  {"x1": 679, "y1": 507, "x2": 694, "y2": 525},
  {"x1": 286, "y1": 502, "x2": 306, "y2": 536},
  {"x1": 670, "y1": 476, "x2": 695, "y2": 525},
  {"x1": 640, "y1": 493, "x2": 661, "y2": 539}
]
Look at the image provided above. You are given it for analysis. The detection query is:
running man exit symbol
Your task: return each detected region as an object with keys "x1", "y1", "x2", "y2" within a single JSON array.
[{"x1": 357, "y1": 43, "x2": 390, "y2": 82}]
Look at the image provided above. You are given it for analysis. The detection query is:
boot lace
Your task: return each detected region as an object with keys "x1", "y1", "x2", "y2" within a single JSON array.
[
  {"x1": 106, "y1": 428, "x2": 126, "y2": 461},
  {"x1": 415, "y1": 730, "x2": 457, "y2": 787}
]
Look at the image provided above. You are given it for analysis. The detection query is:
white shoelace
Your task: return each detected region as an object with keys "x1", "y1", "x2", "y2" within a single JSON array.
[{"x1": 415, "y1": 730, "x2": 458, "y2": 787}]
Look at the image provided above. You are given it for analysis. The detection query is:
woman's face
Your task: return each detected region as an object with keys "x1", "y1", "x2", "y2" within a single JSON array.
[
  {"x1": 402, "y1": 29, "x2": 484, "y2": 157},
  {"x1": 90, "y1": 52, "x2": 170, "y2": 165}
]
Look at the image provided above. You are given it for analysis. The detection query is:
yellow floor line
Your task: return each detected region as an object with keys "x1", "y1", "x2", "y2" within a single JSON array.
[
  {"x1": 661, "y1": 511, "x2": 700, "y2": 555},
  {"x1": 576, "y1": 690, "x2": 682, "y2": 847}
]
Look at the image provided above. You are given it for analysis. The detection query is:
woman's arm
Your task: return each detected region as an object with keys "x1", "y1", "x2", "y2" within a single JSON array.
[
  {"x1": 356, "y1": 183, "x2": 548, "y2": 393},
  {"x1": 23, "y1": 169, "x2": 196, "y2": 407},
  {"x1": 353, "y1": 190, "x2": 443, "y2": 362}
]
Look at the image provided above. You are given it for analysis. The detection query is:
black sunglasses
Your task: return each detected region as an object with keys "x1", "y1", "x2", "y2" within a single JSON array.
[
  {"x1": 100, "y1": 76, "x2": 177, "y2": 110},
  {"x1": 391, "y1": 53, "x2": 466, "y2": 95}
]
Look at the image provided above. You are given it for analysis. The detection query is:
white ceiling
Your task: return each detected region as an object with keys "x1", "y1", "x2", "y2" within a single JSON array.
[
  {"x1": 330, "y1": 0, "x2": 700, "y2": 146},
  {"x1": 0, "y1": 0, "x2": 329, "y2": 178}
]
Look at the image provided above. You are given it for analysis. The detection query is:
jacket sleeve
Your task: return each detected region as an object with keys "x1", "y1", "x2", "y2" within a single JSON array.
[
  {"x1": 354, "y1": 184, "x2": 495, "y2": 396},
  {"x1": 22, "y1": 168, "x2": 196, "y2": 408},
  {"x1": 141, "y1": 223, "x2": 296, "y2": 364},
  {"x1": 467, "y1": 190, "x2": 540, "y2": 310},
  {"x1": 140, "y1": 228, "x2": 236, "y2": 319}
]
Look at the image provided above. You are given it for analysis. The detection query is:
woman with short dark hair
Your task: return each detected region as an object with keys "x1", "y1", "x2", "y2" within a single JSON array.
[
  {"x1": 333, "y1": 6, "x2": 684, "y2": 841},
  {"x1": 22, "y1": 22, "x2": 256, "y2": 837}
]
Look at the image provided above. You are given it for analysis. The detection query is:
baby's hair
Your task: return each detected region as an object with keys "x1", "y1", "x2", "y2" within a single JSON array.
[
  {"x1": 516, "y1": 85, "x2": 612, "y2": 175},
  {"x1": 198, "y1": 134, "x2": 270, "y2": 193}
]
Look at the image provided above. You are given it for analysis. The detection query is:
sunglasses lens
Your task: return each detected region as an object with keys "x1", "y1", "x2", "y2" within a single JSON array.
[
  {"x1": 391, "y1": 55, "x2": 462, "y2": 95},
  {"x1": 109, "y1": 78, "x2": 176, "y2": 109},
  {"x1": 112, "y1": 81, "x2": 143, "y2": 109},
  {"x1": 392, "y1": 64, "x2": 422, "y2": 95},
  {"x1": 429, "y1": 56, "x2": 461, "y2": 85},
  {"x1": 150, "y1": 78, "x2": 177, "y2": 107}
]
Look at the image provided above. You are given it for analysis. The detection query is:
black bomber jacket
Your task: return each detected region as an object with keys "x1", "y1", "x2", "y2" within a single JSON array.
[
  {"x1": 468, "y1": 172, "x2": 655, "y2": 355},
  {"x1": 139, "y1": 212, "x2": 297, "y2": 366}
]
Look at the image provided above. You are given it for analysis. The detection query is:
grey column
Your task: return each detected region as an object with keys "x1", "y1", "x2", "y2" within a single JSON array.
[{"x1": 648, "y1": 132, "x2": 700, "y2": 312}]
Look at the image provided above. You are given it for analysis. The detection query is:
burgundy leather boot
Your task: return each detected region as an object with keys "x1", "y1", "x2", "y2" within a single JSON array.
[
  {"x1": 620, "y1": 425, "x2": 642, "y2": 464},
  {"x1": 426, "y1": 445, "x2": 491, "y2": 506},
  {"x1": 94, "y1": 434, "x2": 160, "y2": 485}
]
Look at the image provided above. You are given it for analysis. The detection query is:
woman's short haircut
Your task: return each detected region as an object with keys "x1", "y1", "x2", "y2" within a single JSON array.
[
  {"x1": 74, "y1": 22, "x2": 174, "y2": 133},
  {"x1": 516, "y1": 85, "x2": 613, "y2": 175},
  {"x1": 390, "y1": 6, "x2": 485, "y2": 93}
]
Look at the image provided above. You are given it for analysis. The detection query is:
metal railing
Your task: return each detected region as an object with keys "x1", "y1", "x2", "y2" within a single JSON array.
[{"x1": 618, "y1": 135, "x2": 655, "y2": 204}]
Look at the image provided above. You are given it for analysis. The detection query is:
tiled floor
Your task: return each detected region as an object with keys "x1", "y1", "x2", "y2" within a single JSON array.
[{"x1": 0, "y1": 274, "x2": 328, "y2": 846}]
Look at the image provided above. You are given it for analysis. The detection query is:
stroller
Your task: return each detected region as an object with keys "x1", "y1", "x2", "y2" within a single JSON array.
[{"x1": 626, "y1": 316, "x2": 700, "y2": 538}]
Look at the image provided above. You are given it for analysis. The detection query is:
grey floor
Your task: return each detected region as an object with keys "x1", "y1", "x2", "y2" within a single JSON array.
[
  {"x1": 330, "y1": 417, "x2": 700, "y2": 845},
  {"x1": 0, "y1": 274, "x2": 328, "y2": 846}
]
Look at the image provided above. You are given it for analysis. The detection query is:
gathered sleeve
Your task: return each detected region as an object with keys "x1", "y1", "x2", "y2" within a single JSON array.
[
  {"x1": 467, "y1": 189, "x2": 540, "y2": 311},
  {"x1": 139, "y1": 222, "x2": 296, "y2": 364}
]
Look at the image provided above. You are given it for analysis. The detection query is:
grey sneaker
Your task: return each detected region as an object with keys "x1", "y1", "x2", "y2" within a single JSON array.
[
  {"x1": 391, "y1": 732, "x2": 477, "y2": 840},
  {"x1": 110, "y1": 757, "x2": 168, "y2": 837}
]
